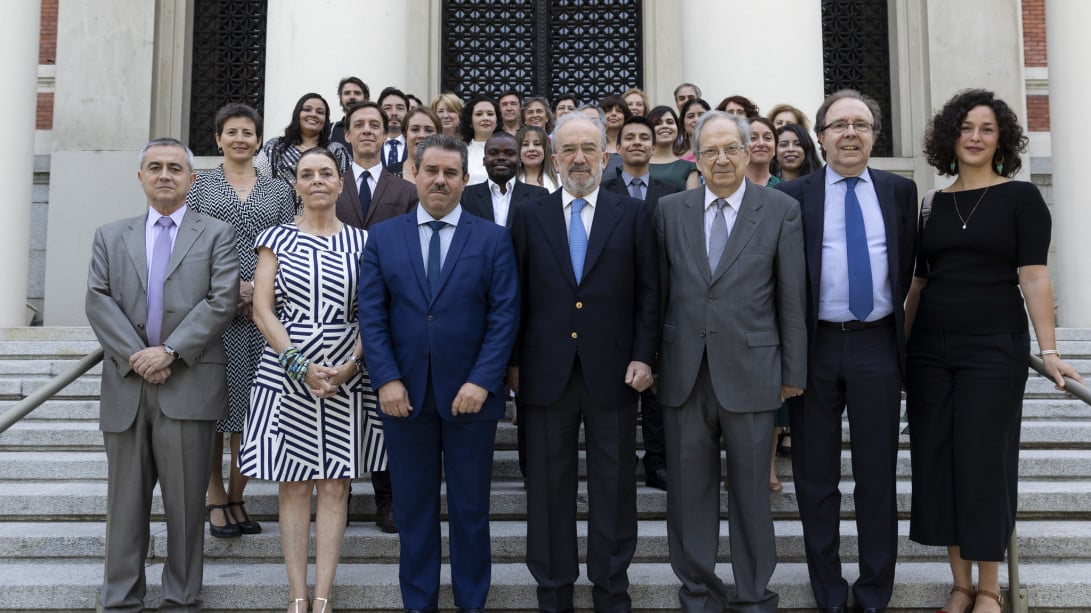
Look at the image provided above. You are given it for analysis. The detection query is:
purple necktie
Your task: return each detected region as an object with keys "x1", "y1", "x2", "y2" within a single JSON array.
[{"x1": 146, "y1": 216, "x2": 175, "y2": 346}]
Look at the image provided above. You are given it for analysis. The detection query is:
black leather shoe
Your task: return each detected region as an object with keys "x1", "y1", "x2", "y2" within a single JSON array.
[
  {"x1": 818, "y1": 603, "x2": 847, "y2": 613},
  {"x1": 376, "y1": 499, "x2": 398, "y2": 533},
  {"x1": 458, "y1": 609, "x2": 485, "y2": 612},
  {"x1": 645, "y1": 467, "x2": 668, "y2": 491},
  {"x1": 206, "y1": 503, "x2": 241, "y2": 538},
  {"x1": 855, "y1": 608, "x2": 883, "y2": 613}
]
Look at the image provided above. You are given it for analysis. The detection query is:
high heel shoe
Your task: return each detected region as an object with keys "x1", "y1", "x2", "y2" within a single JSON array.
[
  {"x1": 938, "y1": 585, "x2": 975, "y2": 613},
  {"x1": 227, "y1": 500, "x2": 262, "y2": 534},
  {"x1": 206, "y1": 503, "x2": 241, "y2": 538},
  {"x1": 313, "y1": 596, "x2": 330, "y2": 613}
]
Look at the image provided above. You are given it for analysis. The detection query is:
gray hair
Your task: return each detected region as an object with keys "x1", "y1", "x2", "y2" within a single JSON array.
[
  {"x1": 552, "y1": 112, "x2": 608, "y2": 150},
  {"x1": 814, "y1": 89, "x2": 882, "y2": 136},
  {"x1": 691, "y1": 111, "x2": 751, "y2": 157},
  {"x1": 674, "y1": 82, "x2": 702, "y2": 99},
  {"x1": 415, "y1": 133, "x2": 469, "y2": 176},
  {"x1": 138, "y1": 137, "x2": 195, "y2": 172},
  {"x1": 572, "y1": 104, "x2": 606, "y2": 125}
]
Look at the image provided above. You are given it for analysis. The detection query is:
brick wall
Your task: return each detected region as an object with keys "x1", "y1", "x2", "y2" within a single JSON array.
[
  {"x1": 1024, "y1": 0, "x2": 1049, "y2": 131},
  {"x1": 36, "y1": 0, "x2": 57, "y2": 130}
]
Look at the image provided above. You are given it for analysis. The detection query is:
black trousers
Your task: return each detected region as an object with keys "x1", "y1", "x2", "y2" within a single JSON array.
[
  {"x1": 906, "y1": 327, "x2": 1028, "y2": 561},
  {"x1": 640, "y1": 387, "x2": 666, "y2": 473},
  {"x1": 790, "y1": 322, "x2": 901, "y2": 610}
]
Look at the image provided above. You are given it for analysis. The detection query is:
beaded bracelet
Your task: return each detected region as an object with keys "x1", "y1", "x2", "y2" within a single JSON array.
[{"x1": 278, "y1": 346, "x2": 300, "y2": 369}]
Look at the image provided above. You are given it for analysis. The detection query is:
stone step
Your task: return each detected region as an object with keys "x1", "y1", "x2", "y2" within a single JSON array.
[
  {"x1": 0, "y1": 560, "x2": 1087, "y2": 611},
  {"x1": 2, "y1": 519, "x2": 1086, "y2": 566},
  {"x1": 3, "y1": 479, "x2": 1090, "y2": 522},
  {"x1": 6, "y1": 417, "x2": 1090, "y2": 453},
  {"x1": 7, "y1": 448, "x2": 1091, "y2": 482},
  {"x1": 0, "y1": 375, "x2": 100, "y2": 400}
]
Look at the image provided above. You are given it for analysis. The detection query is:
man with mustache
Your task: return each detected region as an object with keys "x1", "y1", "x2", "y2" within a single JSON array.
[
  {"x1": 509, "y1": 113, "x2": 659, "y2": 613},
  {"x1": 359, "y1": 134, "x2": 519, "y2": 613}
]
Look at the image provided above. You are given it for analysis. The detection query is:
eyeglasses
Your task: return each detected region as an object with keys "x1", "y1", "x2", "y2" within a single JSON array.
[
  {"x1": 821, "y1": 120, "x2": 873, "y2": 134},
  {"x1": 698, "y1": 145, "x2": 746, "y2": 161}
]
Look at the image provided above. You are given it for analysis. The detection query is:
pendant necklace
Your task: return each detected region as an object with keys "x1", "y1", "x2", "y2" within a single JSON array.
[{"x1": 952, "y1": 185, "x2": 990, "y2": 230}]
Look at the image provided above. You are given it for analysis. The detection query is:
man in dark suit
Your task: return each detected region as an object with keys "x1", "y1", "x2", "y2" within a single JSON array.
[
  {"x1": 462, "y1": 131, "x2": 548, "y2": 226},
  {"x1": 777, "y1": 89, "x2": 918, "y2": 613},
  {"x1": 86, "y1": 138, "x2": 239, "y2": 612},
  {"x1": 336, "y1": 100, "x2": 416, "y2": 533},
  {"x1": 656, "y1": 112, "x2": 806, "y2": 613},
  {"x1": 359, "y1": 134, "x2": 519, "y2": 613},
  {"x1": 329, "y1": 76, "x2": 369, "y2": 147},
  {"x1": 509, "y1": 113, "x2": 659, "y2": 613},
  {"x1": 379, "y1": 87, "x2": 410, "y2": 172},
  {"x1": 602, "y1": 114, "x2": 682, "y2": 491}
]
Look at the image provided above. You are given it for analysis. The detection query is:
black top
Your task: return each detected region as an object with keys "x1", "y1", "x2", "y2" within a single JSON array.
[{"x1": 914, "y1": 180, "x2": 1051, "y2": 333}]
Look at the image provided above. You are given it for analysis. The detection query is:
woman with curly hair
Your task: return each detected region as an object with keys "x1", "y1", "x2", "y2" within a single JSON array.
[
  {"x1": 521, "y1": 96, "x2": 555, "y2": 134},
  {"x1": 905, "y1": 89, "x2": 1084, "y2": 613},
  {"x1": 460, "y1": 93, "x2": 500, "y2": 185},
  {"x1": 622, "y1": 87, "x2": 649, "y2": 117},
  {"x1": 257, "y1": 93, "x2": 350, "y2": 192},
  {"x1": 716, "y1": 94, "x2": 760, "y2": 118}
]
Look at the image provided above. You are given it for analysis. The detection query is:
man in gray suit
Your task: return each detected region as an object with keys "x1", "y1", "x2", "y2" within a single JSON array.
[
  {"x1": 655, "y1": 111, "x2": 807, "y2": 613},
  {"x1": 86, "y1": 138, "x2": 239, "y2": 612}
]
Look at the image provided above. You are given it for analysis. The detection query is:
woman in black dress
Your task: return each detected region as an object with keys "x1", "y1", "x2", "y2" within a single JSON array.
[
  {"x1": 188, "y1": 103, "x2": 296, "y2": 538},
  {"x1": 905, "y1": 89, "x2": 1083, "y2": 613}
]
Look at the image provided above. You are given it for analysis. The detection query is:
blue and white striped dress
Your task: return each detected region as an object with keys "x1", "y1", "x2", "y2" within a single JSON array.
[{"x1": 239, "y1": 223, "x2": 386, "y2": 481}]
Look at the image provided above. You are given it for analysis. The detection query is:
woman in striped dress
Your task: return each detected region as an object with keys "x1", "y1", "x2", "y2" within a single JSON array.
[
  {"x1": 240, "y1": 147, "x2": 385, "y2": 613},
  {"x1": 189, "y1": 103, "x2": 296, "y2": 538}
]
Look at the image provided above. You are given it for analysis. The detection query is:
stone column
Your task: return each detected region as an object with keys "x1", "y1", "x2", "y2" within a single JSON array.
[
  {"x1": 0, "y1": 1, "x2": 40, "y2": 325},
  {"x1": 1046, "y1": 0, "x2": 1091, "y2": 326}
]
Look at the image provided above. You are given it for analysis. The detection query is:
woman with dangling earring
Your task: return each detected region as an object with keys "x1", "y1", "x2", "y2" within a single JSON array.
[{"x1": 905, "y1": 89, "x2": 1083, "y2": 613}]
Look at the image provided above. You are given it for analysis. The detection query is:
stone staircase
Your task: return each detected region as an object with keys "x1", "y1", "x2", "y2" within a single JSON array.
[{"x1": 0, "y1": 327, "x2": 1089, "y2": 611}]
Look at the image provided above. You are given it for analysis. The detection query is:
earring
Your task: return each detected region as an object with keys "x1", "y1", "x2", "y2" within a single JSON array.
[
  {"x1": 949, "y1": 161, "x2": 956, "y2": 173},
  {"x1": 995, "y1": 156, "x2": 1005, "y2": 175}
]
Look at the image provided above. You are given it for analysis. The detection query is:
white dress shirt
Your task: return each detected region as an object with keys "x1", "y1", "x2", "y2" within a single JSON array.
[
  {"x1": 351, "y1": 160, "x2": 382, "y2": 195},
  {"x1": 703, "y1": 182, "x2": 745, "y2": 256},
  {"x1": 488, "y1": 177, "x2": 516, "y2": 226},
  {"x1": 562, "y1": 187, "x2": 599, "y2": 237}
]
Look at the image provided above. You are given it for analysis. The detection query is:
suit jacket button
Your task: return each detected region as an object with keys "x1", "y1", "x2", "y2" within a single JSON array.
[
  {"x1": 575, "y1": 301, "x2": 583, "y2": 309},
  {"x1": 137, "y1": 323, "x2": 145, "y2": 329},
  {"x1": 427, "y1": 315, "x2": 434, "y2": 321},
  {"x1": 700, "y1": 330, "x2": 706, "y2": 337},
  {"x1": 571, "y1": 332, "x2": 578, "y2": 339},
  {"x1": 706, "y1": 296, "x2": 715, "y2": 302}
]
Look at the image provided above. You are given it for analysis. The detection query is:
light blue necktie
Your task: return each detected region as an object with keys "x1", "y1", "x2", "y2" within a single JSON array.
[
  {"x1": 426, "y1": 220, "x2": 445, "y2": 298},
  {"x1": 843, "y1": 177, "x2": 874, "y2": 320},
  {"x1": 629, "y1": 177, "x2": 645, "y2": 200},
  {"x1": 569, "y1": 198, "x2": 588, "y2": 284},
  {"x1": 146, "y1": 216, "x2": 175, "y2": 346}
]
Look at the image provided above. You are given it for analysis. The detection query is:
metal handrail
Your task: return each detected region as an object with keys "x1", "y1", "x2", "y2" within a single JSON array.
[
  {"x1": 0, "y1": 347, "x2": 103, "y2": 434},
  {"x1": 1006, "y1": 354, "x2": 1091, "y2": 613}
]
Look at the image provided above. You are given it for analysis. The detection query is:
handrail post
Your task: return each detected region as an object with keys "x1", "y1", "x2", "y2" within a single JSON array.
[{"x1": 1008, "y1": 526, "x2": 1028, "y2": 613}]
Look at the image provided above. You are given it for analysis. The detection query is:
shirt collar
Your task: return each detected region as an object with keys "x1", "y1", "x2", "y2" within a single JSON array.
[
  {"x1": 824, "y1": 165, "x2": 872, "y2": 186},
  {"x1": 562, "y1": 187, "x2": 600, "y2": 209},
  {"x1": 704, "y1": 180, "x2": 746, "y2": 212},
  {"x1": 416, "y1": 203, "x2": 462, "y2": 227},
  {"x1": 147, "y1": 204, "x2": 187, "y2": 230},
  {"x1": 620, "y1": 171, "x2": 650, "y2": 187},
  {"x1": 488, "y1": 177, "x2": 516, "y2": 195},
  {"x1": 352, "y1": 161, "x2": 383, "y2": 183}
]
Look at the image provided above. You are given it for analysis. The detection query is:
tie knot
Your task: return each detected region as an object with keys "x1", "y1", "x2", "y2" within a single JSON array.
[
  {"x1": 361, "y1": 169, "x2": 370, "y2": 179},
  {"x1": 426, "y1": 220, "x2": 446, "y2": 233},
  {"x1": 630, "y1": 178, "x2": 643, "y2": 187},
  {"x1": 843, "y1": 176, "x2": 859, "y2": 190},
  {"x1": 714, "y1": 198, "x2": 727, "y2": 212},
  {"x1": 156, "y1": 216, "x2": 175, "y2": 229},
  {"x1": 571, "y1": 198, "x2": 587, "y2": 213},
  {"x1": 389, "y1": 140, "x2": 399, "y2": 148}
]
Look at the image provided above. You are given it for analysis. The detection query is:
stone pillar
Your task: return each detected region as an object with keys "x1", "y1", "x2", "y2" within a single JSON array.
[
  {"x1": 1046, "y1": 0, "x2": 1091, "y2": 326},
  {"x1": 0, "y1": 1, "x2": 40, "y2": 325}
]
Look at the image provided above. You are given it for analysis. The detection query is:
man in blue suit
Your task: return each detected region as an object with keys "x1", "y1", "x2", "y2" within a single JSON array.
[{"x1": 359, "y1": 134, "x2": 520, "y2": 613}]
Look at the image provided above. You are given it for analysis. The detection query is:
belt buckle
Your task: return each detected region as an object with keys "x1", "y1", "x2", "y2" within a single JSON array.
[{"x1": 840, "y1": 320, "x2": 862, "y2": 331}]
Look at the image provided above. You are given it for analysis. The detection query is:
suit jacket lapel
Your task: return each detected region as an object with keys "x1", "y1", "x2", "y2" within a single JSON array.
[
  {"x1": 401, "y1": 215, "x2": 431, "y2": 302},
  {"x1": 680, "y1": 190, "x2": 712, "y2": 283},
  {"x1": 124, "y1": 216, "x2": 149, "y2": 291},
  {"x1": 802, "y1": 173, "x2": 826, "y2": 301},
  {"x1": 431, "y1": 214, "x2": 473, "y2": 304},
  {"x1": 581, "y1": 190, "x2": 621, "y2": 281},
  {"x1": 871, "y1": 169, "x2": 900, "y2": 290},
  {"x1": 365, "y1": 170, "x2": 391, "y2": 228},
  {"x1": 339, "y1": 172, "x2": 366, "y2": 228},
  {"x1": 165, "y1": 211, "x2": 204, "y2": 278},
  {"x1": 535, "y1": 192, "x2": 579, "y2": 287},
  {"x1": 711, "y1": 183, "x2": 761, "y2": 284}
]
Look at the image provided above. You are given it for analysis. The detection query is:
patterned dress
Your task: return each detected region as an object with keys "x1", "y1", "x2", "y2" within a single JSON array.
[
  {"x1": 239, "y1": 224, "x2": 386, "y2": 481},
  {"x1": 186, "y1": 166, "x2": 296, "y2": 433}
]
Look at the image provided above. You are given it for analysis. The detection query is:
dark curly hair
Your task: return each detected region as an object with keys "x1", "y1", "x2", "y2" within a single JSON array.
[
  {"x1": 716, "y1": 95, "x2": 760, "y2": 119},
  {"x1": 282, "y1": 93, "x2": 332, "y2": 148},
  {"x1": 460, "y1": 94, "x2": 500, "y2": 142},
  {"x1": 923, "y1": 89, "x2": 1027, "y2": 178}
]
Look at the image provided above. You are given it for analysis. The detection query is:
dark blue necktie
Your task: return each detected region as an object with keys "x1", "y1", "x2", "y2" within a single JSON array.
[
  {"x1": 358, "y1": 170, "x2": 372, "y2": 221},
  {"x1": 843, "y1": 177, "x2": 874, "y2": 320},
  {"x1": 569, "y1": 198, "x2": 588, "y2": 284},
  {"x1": 386, "y1": 140, "x2": 400, "y2": 167},
  {"x1": 427, "y1": 220, "x2": 445, "y2": 298}
]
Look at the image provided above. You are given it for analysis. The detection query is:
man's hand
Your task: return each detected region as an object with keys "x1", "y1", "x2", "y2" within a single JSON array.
[
  {"x1": 452, "y1": 382, "x2": 489, "y2": 415},
  {"x1": 625, "y1": 360, "x2": 654, "y2": 392},
  {"x1": 237, "y1": 280, "x2": 255, "y2": 316},
  {"x1": 378, "y1": 380, "x2": 413, "y2": 417},
  {"x1": 507, "y1": 366, "x2": 519, "y2": 395},
  {"x1": 129, "y1": 347, "x2": 175, "y2": 379},
  {"x1": 144, "y1": 367, "x2": 172, "y2": 385},
  {"x1": 780, "y1": 385, "x2": 804, "y2": 403}
]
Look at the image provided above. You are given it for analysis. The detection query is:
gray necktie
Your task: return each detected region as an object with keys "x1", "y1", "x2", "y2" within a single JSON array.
[
  {"x1": 707, "y1": 199, "x2": 728, "y2": 271},
  {"x1": 629, "y1": 177, "x2": 645, "y2": 200}
]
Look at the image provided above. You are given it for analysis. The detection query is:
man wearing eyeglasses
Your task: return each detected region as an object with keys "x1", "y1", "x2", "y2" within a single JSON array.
[
  {"x1": 654, "y1": 111, "x2": 806, "y2": 613},
  {"x1": 777, "y1": 89, "x2": 918, "y2": 613}
]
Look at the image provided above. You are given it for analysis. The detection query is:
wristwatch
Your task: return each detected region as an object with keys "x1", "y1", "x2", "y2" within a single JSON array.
[
  {"x1": 163, "y1": 344, "x2": 180, "y2": 360},
  {"x1": 352, "y1": 355, "x2": 365, "y2": 372}
]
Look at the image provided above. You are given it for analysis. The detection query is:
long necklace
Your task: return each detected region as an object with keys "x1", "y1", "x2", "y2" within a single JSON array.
[{"x1": 952, "y1": 185, "x2": 990, "y2": 230}]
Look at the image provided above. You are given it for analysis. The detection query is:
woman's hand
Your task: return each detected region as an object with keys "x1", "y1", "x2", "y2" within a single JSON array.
[
  {"x1": 325, "y1": 360, "x2": 358, "y2": 389},
  {"x1": 304, "y1": 362, "x2": 340, "y2": 398},
  {"x1": 237, "y1": 279, "x2": 255, "y2": 315},
  {"x1": 1042, "y1": 354, "x2": 1086, "y2": 391}
]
